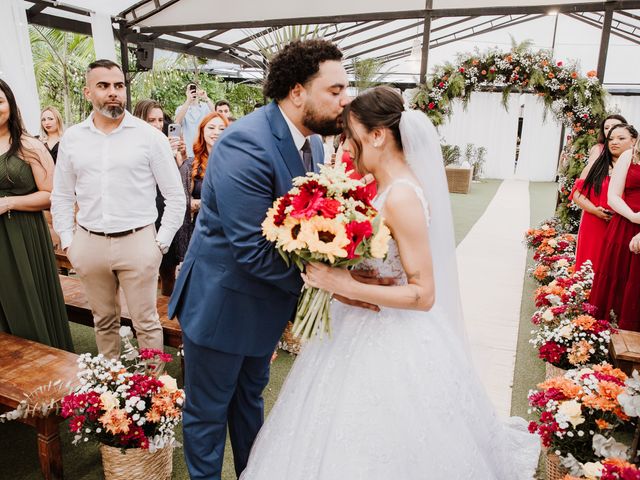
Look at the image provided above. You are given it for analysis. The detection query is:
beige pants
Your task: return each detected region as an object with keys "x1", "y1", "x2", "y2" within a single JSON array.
[{"x1": 68, "y1": 225, "x2": 163, "y2": 359}]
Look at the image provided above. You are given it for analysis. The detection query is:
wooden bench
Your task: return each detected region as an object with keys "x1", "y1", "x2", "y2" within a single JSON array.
[
  {"x1": 0, "y1": 332, "x2": 80, "y2": 480},
  {"x1": 59, "y1": 275, "x2": 182, "y2": 349},
  {"x1": 611, "y1": 329, "x2": 640, "y2": 375}
]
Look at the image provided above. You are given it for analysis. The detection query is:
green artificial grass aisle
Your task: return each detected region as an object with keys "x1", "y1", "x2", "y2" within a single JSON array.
[
  {"x1": 510, "y1": 182, "x2": 560, "y2": 479},
  {"x1": 510, "y1": 181, "x2": 559, "y2": 419},
  {"x1": 450, "y1": 179, "x2": 503, "y2": 246},
  {"x1": 0, "y1": 179, "x2": 502, "y2": 480}
]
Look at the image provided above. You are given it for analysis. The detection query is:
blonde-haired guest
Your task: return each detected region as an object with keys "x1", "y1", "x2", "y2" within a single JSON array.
[{"x1": 40, "y1": 106, "x2": 64, "y2": 163}]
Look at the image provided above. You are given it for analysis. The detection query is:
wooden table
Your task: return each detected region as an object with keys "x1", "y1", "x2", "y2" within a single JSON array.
[
  {"x1": 611, "y1": 329, "x2": 640, "y2": 375},
  {"x1": 0, "y1": 332, "x2": 79, "y2": 480},
  {"x1": 59, "y1": 275, "x2": 182, "y2": 349}
]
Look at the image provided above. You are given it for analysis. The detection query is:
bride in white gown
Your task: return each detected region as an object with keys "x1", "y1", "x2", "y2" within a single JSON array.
[{"x1": 240, "y1": 86, "x2": 540, "y2": 479}]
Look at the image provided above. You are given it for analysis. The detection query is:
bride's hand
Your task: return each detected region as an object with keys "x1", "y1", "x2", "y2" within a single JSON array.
[{"x1": 302, "y1": 262, "x2": 353, "y2": 296}]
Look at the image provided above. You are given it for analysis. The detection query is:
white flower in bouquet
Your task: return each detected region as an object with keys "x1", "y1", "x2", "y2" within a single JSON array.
[
  {"x1": 100, "y1": 392, "x2": 119, "y2": 411},
  {"x1": 581, "y1": 461, "x2": 604, "y2": 479},
  {"x1": 557, "y1": 399, "x2": 585, "y2": 427},
  {"x1": 158, "y1": 374, "x2": 178, "y2": 393},
  {"x1": 592, "y1": 434, "x2": 629, "y2": 460},
  {"x1": 618, "y1": 370, "x2": 640, "y2": 417}
]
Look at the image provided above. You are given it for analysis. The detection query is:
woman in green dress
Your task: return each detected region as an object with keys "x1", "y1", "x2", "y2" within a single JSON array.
[{"x1": 0, "y1": 79, "x2": 73, "y2": 351}]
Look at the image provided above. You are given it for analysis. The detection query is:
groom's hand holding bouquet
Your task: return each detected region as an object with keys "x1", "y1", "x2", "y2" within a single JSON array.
[{"x1": 261, "y1": 162, "x2": 391, "y2": 342}]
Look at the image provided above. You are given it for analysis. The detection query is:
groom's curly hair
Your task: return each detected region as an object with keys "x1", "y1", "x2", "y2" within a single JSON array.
[{"x1": 263, "y1": 39, "x2": 343, "y2": 101}]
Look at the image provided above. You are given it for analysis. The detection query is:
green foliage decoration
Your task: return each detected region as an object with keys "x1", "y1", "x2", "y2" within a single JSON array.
[{"x1": 411, "y1": 45, "x2": 609, "y2": 231}]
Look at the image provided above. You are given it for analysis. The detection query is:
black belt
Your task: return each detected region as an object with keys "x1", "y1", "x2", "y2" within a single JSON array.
[{"x1": 79, "y1": 224, "x2": 150, "y2": 238}]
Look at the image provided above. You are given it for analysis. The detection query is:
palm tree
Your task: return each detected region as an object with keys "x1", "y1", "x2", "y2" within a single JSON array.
[{"x1": 29, "y1": 26, "x2": 95, "y2": 124}]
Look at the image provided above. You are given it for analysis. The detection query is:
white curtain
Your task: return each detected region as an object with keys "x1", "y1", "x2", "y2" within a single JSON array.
[
  {"x1": 437, "y1": 92, "x2": 520, "y2": 179},
  {"x1": 91, "y1": 12, "x2": 117, "y2": 61},
  {"x1": 0, "y1": 0, "x2": 40, "y2": 134},
  {"x1": 515, "y1": 95, "x2": 562, "y2": 182},
  {"x1": 607, "y1": 95, "x2": 640, "y2": 127}
]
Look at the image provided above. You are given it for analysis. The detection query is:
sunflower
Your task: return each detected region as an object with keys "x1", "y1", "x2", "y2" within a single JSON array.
[
  {"x1": 278, "y1": 217, "x2": 307, "y2": 252},
  {"x1": 261, "y1": 206, "x2": 281, "y2": 242},
  {"x1": 370, "y1": 221, "x2": 391, "y2": 259},
  {"x1": 298, "y1": 216, "x2": 349, "y2": 262}
]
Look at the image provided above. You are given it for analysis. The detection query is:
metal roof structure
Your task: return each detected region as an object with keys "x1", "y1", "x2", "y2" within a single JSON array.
[{"x1": 22, "y1": 0, "x2": 640, "y2": 87}]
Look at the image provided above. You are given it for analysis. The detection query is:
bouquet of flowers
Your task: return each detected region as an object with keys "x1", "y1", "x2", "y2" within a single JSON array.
[
  {"x1": 528, "y1": 363, "x2": 631, "y2": 466},
  {"x1": 533, "y1": 233, "x2": 576, "y2": 262},
  {"x1": 529, "y1": 254, "x2": 575, "y2": 284},
  {"x1": 562, "y1": 458, "x2": 640, "y2": 479},
  {"x1": 531, "y1": 313, "x2": 614, "y2": 369},
  {"x1": 525, "y1": 218, "x2": 565, "y2": 250},
  {"x1": 262, "y1": 163, "x2": 390, "y2": 341},
  {"x1": 531, "y1": 262, "x2": 613, "y2": 369},
  {"x1": 60, "y1": 328, "x2": 184, "y2": 451}
]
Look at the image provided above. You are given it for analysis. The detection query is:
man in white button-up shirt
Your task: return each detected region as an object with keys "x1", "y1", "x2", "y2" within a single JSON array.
[{"x1": 51, "y1": 59, "x2": 186, "y2": 359}]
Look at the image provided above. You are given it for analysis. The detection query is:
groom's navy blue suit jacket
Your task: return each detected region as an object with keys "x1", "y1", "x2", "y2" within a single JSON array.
[{"x1": 168, "y1": 101, "x2": 324, "y2": 356}]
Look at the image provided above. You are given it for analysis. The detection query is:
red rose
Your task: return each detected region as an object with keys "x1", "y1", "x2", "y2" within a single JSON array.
[
  {"x1": 489, "y1": 67, "x2": 496, "y2": 73},
  {"x1": 345, "y1": 221, "x2": 374, "y2": 259},
  {"x1": 438, "y1": 81, "x2": 445, "y2": 88},
  {"x1": 459, "y1": 67, "x2": 465, "y2": 73},
  {"x1": 318, "y1": 198, "x2": 341, "y2": 219},
  {"x1": 557, "y1": 61, "x2": 563, "y2": 67},
  {"x1": 427, "y1": 102, "x2": 435, "y2": 110},
  {"x1": 538, "y1": 341, "x2": 565, "y2": 364}
]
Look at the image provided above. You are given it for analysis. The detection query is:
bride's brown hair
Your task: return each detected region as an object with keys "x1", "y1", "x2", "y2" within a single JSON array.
[{"x1": 341, "y1": 86, "x2": 404, "y2": 173}]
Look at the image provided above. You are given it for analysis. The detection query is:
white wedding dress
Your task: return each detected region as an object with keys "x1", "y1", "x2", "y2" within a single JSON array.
[{"x1": 241, "y1": 181, "x2": 540, "y2": 480}]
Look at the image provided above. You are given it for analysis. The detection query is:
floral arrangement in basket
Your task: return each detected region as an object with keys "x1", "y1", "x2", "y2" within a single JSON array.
[
  {"x1": 562, "y1": 458, "x2": 640, "y2": 479},
  {"x1": 528, "y1": 363, "x2": 631, "y2": 469},
  {"x1": 530, "y1": 261, "x2": 615, "y2": 369},
  {"x1": 525, "y1": 218, "x2": 565, "y2": 250},
  {"x1": 60, "y1": 327, "x2": 184, "y2": 451},
  {"x1": 261, "y1": 162, "x2": 390, "y2": 342},
  {"x1": 529, "y1": 253, "x2": 575, "y2": 285},
  {"x1": 533, "y1": 233, "x2": 576, "y2": 263}
]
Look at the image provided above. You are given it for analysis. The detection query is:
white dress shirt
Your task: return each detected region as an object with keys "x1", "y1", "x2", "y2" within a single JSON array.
[
  {"x1": 51, "y1": 111, "x2": 186, "y2": 250},
  {"x1": 278, "y1": 105, "x2": 310, "y2": 162}
]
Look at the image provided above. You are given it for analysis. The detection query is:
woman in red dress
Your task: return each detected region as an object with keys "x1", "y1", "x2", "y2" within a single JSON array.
[
  {"x1": 578, "y1": 114, "x2": 627, "y2": 180},
  {"x1": 590, "y1": 125, "x2": 640, "y2": 329},
  {"x1": 572, "y1": 124, "x2": 636, "y2": 272}
]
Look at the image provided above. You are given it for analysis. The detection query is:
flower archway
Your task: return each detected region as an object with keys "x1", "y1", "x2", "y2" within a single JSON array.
[{"x1": 411, "y1": 45, "x2": 609, "y2": 231}]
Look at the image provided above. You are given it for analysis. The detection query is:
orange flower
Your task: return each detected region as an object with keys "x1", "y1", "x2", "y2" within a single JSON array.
[
  {"x1": 571, "y1": 72, "x2": 578, "y2": 79},
  {"x1": 604, "y1": 458, "x2": 635, "y2": 469},
  {"x1": 572, "y1": 315, "x2": 596, "y2": 331},
  {"x1": 538, "y1": 377, "x2": 582, "y2": 399},
  {"x1": 542, "y1": 60, "x2": 549, "y2": 66},
  {"x1": 559, "y1": 84, "x2": 566, "y2": 91},
  {"x1": 506, "y1": 55, "x2": 513, "y2": 62},
  {"x1": 593, "y1": 364, "x2": 628, "y2": 383},
  {"x1": 568, "y1": 340, "x2": 591, "y2": 365},
  {"x1": 99, "y1": 408, "x2": 131, "y2": 435},
  {"x1": 548, "y1": 72, "x2": 555, "y2": 79},
  {"x1": 472, "y1": 59, "x2": 479, "y2": 65},
  {"x1": 587, "y1": 70, "x2": 597, "y2": 78},
  {"x1": 596, "y1": 419, "x2": 611, "y2": 430},
  {"x1": 534, "y1": 265, "x2": 550, "y2": 280}
]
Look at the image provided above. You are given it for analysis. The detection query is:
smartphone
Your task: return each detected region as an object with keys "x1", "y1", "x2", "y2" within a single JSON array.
[
  {"x1": 188, "y1": 84, "x2": 196, "y2": 93},
  {"x1": 167, "y1": 123, "x2": 182, "y2": 138}
]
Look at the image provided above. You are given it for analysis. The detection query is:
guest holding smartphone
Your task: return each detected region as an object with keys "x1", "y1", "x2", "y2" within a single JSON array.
[
  {"x1": 175, "y1": 83, "x2": 214, "y2": 157},
  {"x1": 571, "y1": 124, "x2": 637, "y2": 273},
  {"x1": 134, "y1": 99, "x2": 191, "y2": 296}
]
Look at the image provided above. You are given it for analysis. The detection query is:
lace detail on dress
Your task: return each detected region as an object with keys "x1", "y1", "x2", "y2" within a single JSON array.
[{"x1": 358, "y1": 179, "x2": 430, "y2": 286}]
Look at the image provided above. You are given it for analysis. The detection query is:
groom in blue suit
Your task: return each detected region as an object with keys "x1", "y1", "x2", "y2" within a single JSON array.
[{"x1": 168, "y1": 40, "x2": 350, "y2": 479}]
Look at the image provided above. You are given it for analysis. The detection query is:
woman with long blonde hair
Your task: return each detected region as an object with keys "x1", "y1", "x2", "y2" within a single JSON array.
[{"x1": 39, "y1": 106, "x2": 64, "y2": 163}]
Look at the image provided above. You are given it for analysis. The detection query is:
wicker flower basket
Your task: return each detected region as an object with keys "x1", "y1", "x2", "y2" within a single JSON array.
[
  {"x1": 545, "y1": 450, "x2": 568, "y2": 480},
  {"x1": 100, "y1": 444, "x2": 173, "y2": 480},
  {"x1": 545, "y1": 363, "x2": 568, "y2": 380}
]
